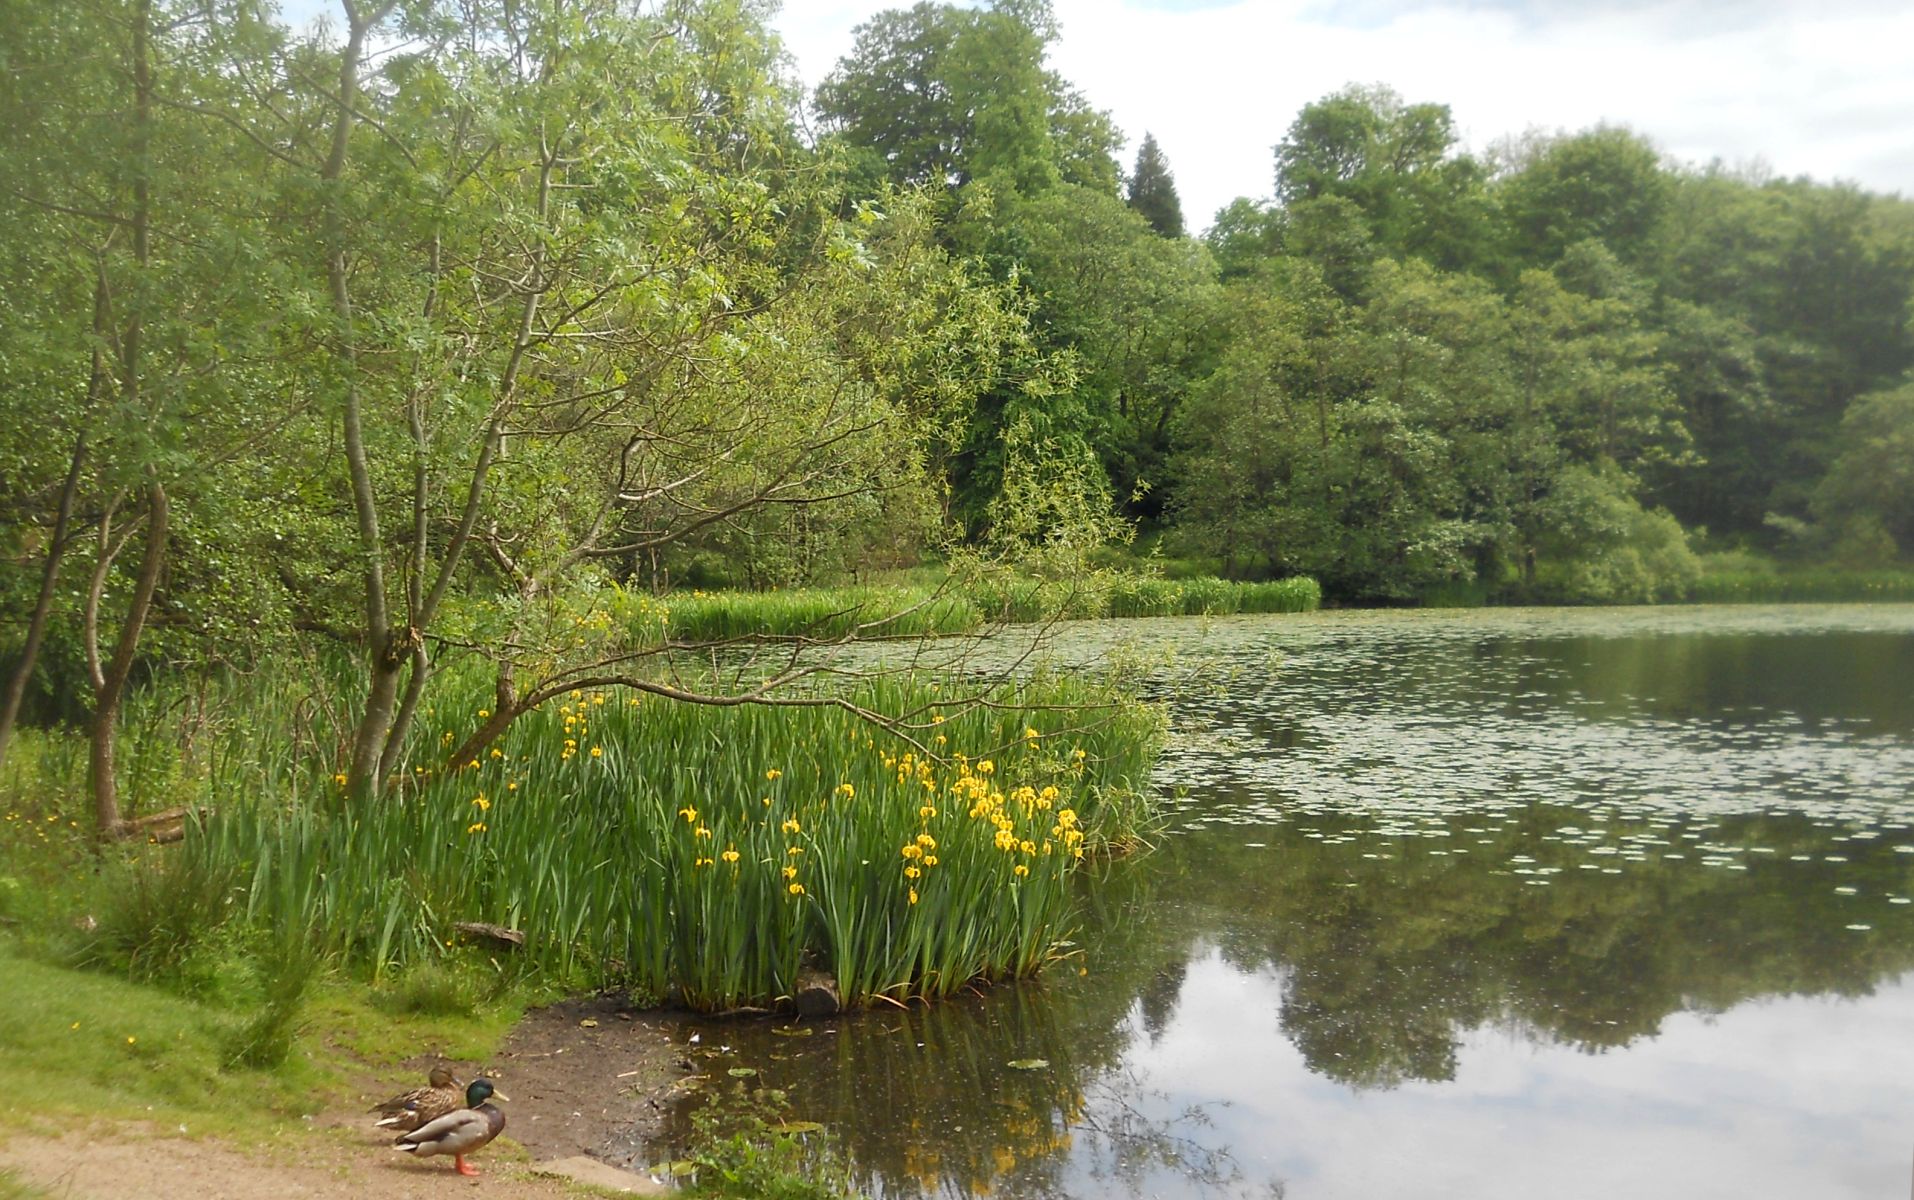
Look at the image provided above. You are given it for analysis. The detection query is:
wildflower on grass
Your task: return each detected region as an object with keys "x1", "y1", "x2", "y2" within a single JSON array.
[
  {"x1": 126, "y1": 1036, "x2": 136, "y2": 1045},
  {"x1": 467, "y1": 822, "x2": 487, "y2": 834},
  {"x1": 507, "y1": 781, "x2": 518, "y2": 792},
  {"x1": 924, "y1": 855, "x2": 938, "y2": 867},
  {"x1": 787, "y1": 846, "x2": 804, "y2": 856},
  {"x1": 694, "y1": 855, "x2": 715, "y2": 868},
  {"x1": 835, "y1": 783, "x2": 855, "y2": 799},
  {"x1": 766, "y1": 768, "x2": 783, "y2": 781},
  {"x1": 782, "y1": 818, "x2": 801, "y2": 835},
  {"x1": 478, "y1": 709, "x2": 490, "y2": 719},
  {"x1": 467, "y1": 758, "x2": 479, "y2": 769},
  {"x1": 680, "y1": 806, "x2": 699, "y2": 824},
  {"x1": 934, "y1": 734, "x2": 947, "y2": 746},
  {"x1": 333, "y1": 773, "x2": 348, "y2": 787},
  {"x1": 901, "y1": 844, "x2": 923, "y2": 860},
  {"x1": 787, "y1": 882, "x2": 805, "y2": 896},
  {"x1": 783, "y1": 865, "x2": 799, "y2": 881},
  {"x1": 721, "y1": 848, "x2": 741, "y2": 864},
  {"x1": 471, "y1": 795, "x2": 491, "y2": 811},
  {"x1": 916, "y1": 833, "x2": 937, "y2": 850},
  {"x1": 1013, "y1": 864, "x2": 1029, "y2": 878},
  {"x1": 908, "y1": 887, "x2": 919, "y2": 905},
  {"x1": 695, "y1": 826, "x2": 711, "y2": 839},
  {"x1": 490, "y1": 748, "x2": 504, "y2": 759},
  {"x1": 920, "y1": 805, "x2": 936, "y2": 819},
  {"x1": 977, "y1": 760, "x2": 994, "y2": 776},
  {"x1": 904, "y1": 866, "x2": 921, "y2": 880},
  {"x1": 591, "y1": 746, "x2": 603, "y2": 758}
]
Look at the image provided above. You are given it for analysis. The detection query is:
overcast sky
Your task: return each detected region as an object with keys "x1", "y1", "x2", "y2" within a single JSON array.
[
  {"x1": 277, "y1": 0, "x2": 1914, "y2": 232},
  {"x1": 768, "y1": 0, "x2": 1914, "y2": 230}
]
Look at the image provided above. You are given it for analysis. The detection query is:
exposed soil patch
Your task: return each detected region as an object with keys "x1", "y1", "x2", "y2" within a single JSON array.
[
  {"x1": 489, "y1": 992, "x2": 690, "y2": 1171},
  {"x1": 0, "y1": 1122, "x2": 585, "y2": 1199}
]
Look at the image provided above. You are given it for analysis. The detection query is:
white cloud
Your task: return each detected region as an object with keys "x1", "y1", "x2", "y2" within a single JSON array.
[
  {"x1": 774, "y1": 0, "x2": 1914, "y2": 229},
  {"x1": 271, "y1": 0, "x2": 1914, "y2": 230}
]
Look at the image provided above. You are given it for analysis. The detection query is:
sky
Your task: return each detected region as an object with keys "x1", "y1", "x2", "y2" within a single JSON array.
[
  {"x1": 274, "y1": 0, "x2": 1914, "y2": 232},
  {"x1": 766, "y1": 0, "x2": 1914, "y2": 230}
]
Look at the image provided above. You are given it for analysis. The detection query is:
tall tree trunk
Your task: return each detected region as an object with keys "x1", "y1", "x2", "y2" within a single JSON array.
[
  {"x1": 89, "y1": 0, "x2": 160, "y2": 840},
  {"x1": 323, "y1": 1, "x2": 400, "y2": 797},
  {"x1": 89, "y1": 480, "x2": 168, "y2": 839}
]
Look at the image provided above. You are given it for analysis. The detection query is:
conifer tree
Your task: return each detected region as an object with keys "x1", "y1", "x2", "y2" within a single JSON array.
[{"x1": 1127, "y1": 132, "x2": 1185, "y2": 236}]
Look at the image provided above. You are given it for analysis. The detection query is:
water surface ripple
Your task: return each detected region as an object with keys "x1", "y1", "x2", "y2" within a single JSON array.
[{"x1": 651, "y1": 605, "x2": 1914, "y2": 1200}]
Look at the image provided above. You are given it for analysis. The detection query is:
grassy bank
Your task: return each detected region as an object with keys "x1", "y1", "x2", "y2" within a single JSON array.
[{"x1": 1685, "y1": 563, "x2": 1914, "y2": 604}]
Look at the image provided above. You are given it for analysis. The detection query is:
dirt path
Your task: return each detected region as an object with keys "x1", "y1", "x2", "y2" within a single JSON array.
[{"x1": 0, "y1": 995, "x2": 682, "y2": 1199}]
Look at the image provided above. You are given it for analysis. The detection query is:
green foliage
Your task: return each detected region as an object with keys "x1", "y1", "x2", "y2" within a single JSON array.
[
  {"x1": 684, "y1": 1085, "x2": 862, "y2": 1200},
  {"x1": 164, "y1": 669, "x2": 1162, "y2": 1010},
  {"x1": 1812, "y1": 380, "x2": 1914, "y2": 556},
  {"x1": 1126, "y1": 133, "x2": 1184, "y2": 237},
  {"x1": 816, "y1": 0, "x2": 1118, "y2": 200},
  {"x1": 1686, "y1": 557, "x2": 1914, "y2": 603}
]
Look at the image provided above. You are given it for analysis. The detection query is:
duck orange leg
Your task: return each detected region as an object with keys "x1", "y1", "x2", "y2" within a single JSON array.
[{"x1": 454, "y1": 1154, "x2": 481, "y2": 1177}]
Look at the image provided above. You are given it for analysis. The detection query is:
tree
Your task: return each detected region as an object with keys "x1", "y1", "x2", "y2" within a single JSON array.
[
  {"x1": 815, "y1": 0, "x2": 1119, "y2": 202},
  {"x1": 1812, "y1": 381, "x2": 1914, "y2": 560},
  {"x1": 1127, "y1": 133, "x2": 1184, "y2": 237},
  {"x1": 1000, "y1": 185, "x2": 1219, "y2": 520},
  {"x1": 0, "y1": 0, "x2": 282, "y2": 833},
  {"x1": 1275, "y1": 85, "x2": 1494, "y2": 273},
  {"x1": 1495, "y1": 125, "x2": 1670, "y2": 269}
]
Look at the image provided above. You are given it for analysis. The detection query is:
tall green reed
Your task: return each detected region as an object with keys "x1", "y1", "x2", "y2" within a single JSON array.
[{"x1": 184, "y1": 670, "x2": 1163, "y2": 1011}]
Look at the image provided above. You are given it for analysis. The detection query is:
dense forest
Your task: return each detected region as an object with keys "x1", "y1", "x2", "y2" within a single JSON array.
[{"x1": 4, "y1": 0, "x2": 1913, "y2": 806}]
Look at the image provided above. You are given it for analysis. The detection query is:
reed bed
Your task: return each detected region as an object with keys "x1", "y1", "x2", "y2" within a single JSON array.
[
  {"x1": 665, "y1": 586, "x2": 984, "y2": 642},
  {"x1": 183, "y1": 672, "x2": 1164, "y2": 1011},
  {"x1": 657, "y1": 573, "x2": 1322, "y2": 641}
]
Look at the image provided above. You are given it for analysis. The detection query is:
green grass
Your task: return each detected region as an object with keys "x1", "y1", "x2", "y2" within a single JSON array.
[
  {"x1": 1686, "y1": 563, "x2": 1914, "y2": 603},
  {"x1": 665, "y1": 586, "x2": 984, "y2": 642},
  {"x1": 0, "y1": 946, "x2": 321, "y2": 1134}
]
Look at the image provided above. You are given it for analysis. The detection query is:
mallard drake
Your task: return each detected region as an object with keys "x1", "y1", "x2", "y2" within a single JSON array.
[
  {"x1": 370, "y1": 1064, "x2": 464, "y2": 1132},
  {"x1": 394, "y1": 1077, "x2": 507, "y2": 1177}
]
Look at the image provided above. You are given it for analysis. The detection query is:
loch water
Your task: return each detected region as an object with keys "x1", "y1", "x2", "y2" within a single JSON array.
[{"x1": 652, "y1": 605, "x2": 1914, "y2": 1199}]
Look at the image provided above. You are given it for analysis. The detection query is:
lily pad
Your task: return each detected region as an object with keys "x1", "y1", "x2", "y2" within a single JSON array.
[
  {"x1": 727, "y1": 1067, "x2": 758, "y2": 1078},
  {"x1": 777, "y1": 1121, "x2": 826, "y2": 1134},
  {"x1": 771, "y1": 1026, "x2": 814, "y2": 1038},
  {"x1": 1006, "y1": 1059, "x2": 1049, "y2": 1070}
]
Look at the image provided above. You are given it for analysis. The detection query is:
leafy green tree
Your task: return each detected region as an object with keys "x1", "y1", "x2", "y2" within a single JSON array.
[
  {"x1": 1496, "y1": 126, "x2": 1670, "y2": 270},
  {"x1": 816, "y1": 0, "x2": 1119, "y2": 202},
  {"x1": 0, "y1": 0, "x2": 286, "y2": 832},
  {"x1": 1275, "y1": 85, "x2": 1494, "y2": 274},
  {"x1": 1205, "y1": 198, "x2": 1284, "y2": 281},
  {"x1": 999, "y1": 185, "x2": 1220, "y2": 520},
  {"x1": 1126, "y1": 133, "x2": 1184, "y2": 237},
  {"x1": 1812, "y1": 381, "x2": 1914, "y2": 560}
]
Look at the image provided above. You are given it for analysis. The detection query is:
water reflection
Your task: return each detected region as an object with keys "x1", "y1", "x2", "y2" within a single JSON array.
[{"x1": 648, "y1": 606, "x2": 1914, "y2": 1199}]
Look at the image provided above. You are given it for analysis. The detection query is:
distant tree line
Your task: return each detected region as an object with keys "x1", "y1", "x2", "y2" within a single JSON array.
[
  {"x1": 3, "y1": 0, "x2": 1912, "y2": 824},
  {"x1": 816, "y1": 3, "x2": 1914, "y2": 600}
]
